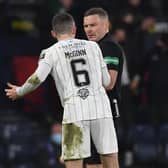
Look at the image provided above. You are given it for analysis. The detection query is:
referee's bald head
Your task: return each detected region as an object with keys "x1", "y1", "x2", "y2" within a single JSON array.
[{"x1": 52, "y1": 12, "x2": 75, "y2": 35}]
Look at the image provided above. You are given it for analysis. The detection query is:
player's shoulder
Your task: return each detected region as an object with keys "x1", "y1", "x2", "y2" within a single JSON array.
[
  {"x1": 81, "y1": 39, "x2": 99, "y2": 48},
  {"x1": 39, "y1": 43, "x2": 57, "y2": 59}
]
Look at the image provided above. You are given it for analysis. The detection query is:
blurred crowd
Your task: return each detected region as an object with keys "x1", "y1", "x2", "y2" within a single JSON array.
[{"x1": 0, "y1": 0, "x2": 168, "y2": 168}]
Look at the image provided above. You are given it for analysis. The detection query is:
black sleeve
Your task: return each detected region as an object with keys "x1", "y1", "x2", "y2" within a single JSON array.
[{"x1": 100, "y1": 41, "x2": 122, "y2": 71}]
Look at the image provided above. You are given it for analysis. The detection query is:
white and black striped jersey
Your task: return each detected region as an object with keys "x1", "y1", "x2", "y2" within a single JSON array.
[{"x1": 39, "y1": 38, "x2": 112, "y2": 123}]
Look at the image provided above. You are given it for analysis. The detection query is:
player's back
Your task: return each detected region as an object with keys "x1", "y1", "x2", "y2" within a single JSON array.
[{"x1": 47, "y1": 38, "x2": 112, "y2": 123}]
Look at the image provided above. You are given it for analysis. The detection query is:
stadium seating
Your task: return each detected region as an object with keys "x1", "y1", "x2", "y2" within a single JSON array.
[
  {"x1": 0, "y1": 145, "x2": 7, "y2": 164},
  {"x1": 8, "y1": 143, "x2": 37, "y2": 163},
  {"x1": 159, "y1": 124, "x2": 168, "y2": 144},
  {"x1": 3, "y1": 123, "x2": 33, "y2": 144},
  {"x1": 158, "y1": 123, "x2": 168, "y2": 165},
  {"x1": 11, "y1": 163, "x2": 36, "y2": 168},
  {"x1": 126, "y1": 124, "x2": 158, "y2": 166},
  {"x1": 0, "y1": 124, "x2": 4, "y2": 143},
  {"x1": 0, "y1": 165, "x2": 5, "y2": 168},
  {"x1": 0, "y1": 108, "x2": 49, "y2": 168}
]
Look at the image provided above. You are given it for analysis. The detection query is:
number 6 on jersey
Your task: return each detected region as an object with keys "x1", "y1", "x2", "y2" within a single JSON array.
[{"x1": 70, "y1": 58, "x2": 90, "y2": 87}]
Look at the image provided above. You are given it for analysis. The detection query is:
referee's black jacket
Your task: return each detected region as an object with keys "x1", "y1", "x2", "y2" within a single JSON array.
[{"x1": 98, "y1": 33, "x2": 124, "y2": 115}]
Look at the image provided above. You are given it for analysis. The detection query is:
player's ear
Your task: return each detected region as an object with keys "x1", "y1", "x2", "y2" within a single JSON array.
[
  {"x1": 72, "y1": 24, "x2": 77, "y2": 36},
  {"x1": 51, "y1": 30, "x2": 57, "y2": 39}
]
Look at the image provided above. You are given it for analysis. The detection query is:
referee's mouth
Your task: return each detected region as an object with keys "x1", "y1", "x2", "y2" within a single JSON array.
[{"x1": 87, "y1": 35, "x2": 96, "y2": 40}]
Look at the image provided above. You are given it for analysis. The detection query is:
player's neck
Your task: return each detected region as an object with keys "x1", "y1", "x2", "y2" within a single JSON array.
[{"x1": 57, "y1": 34, "x2": 75, "y2": 41}]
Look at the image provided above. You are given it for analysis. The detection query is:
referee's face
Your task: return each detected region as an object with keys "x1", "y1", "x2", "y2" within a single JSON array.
[{"x1": 83, "y1": 14, "x2": 109, "y2": 42}]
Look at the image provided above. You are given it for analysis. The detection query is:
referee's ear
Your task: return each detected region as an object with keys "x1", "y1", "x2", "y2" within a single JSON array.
[{"x1": 51, "y1": 30, "x2": 57, "y2": 39}]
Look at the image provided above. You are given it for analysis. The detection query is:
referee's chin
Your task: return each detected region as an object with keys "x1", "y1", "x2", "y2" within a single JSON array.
[{"x1": 87, "y1": 36, "x2": 97, "y2": 41}]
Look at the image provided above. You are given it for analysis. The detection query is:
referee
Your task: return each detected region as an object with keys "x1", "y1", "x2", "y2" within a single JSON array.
[{"x1": 83, "y1": 7, "x2": 124, "y2": 168}]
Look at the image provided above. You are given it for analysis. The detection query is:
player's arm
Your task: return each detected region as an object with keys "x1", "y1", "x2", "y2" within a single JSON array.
[
  {"x1": 5, "y1": 50, "x2": 53, "y2": 101},
  {"x1": 5, "y1": 62, "x2": 51, "y2": 101},
  {"x1": 16, "y1": 62, "x2": 51, "y2": 96},
  {"x1": 105, "y1": 70, "x2": 118, "y2": 90},
  {"x1": 95, "y1": 43, "x2": 111, "y2": 87},
  {"x1": 102, "y1": 64, "x2": 111, "y2": 87}
]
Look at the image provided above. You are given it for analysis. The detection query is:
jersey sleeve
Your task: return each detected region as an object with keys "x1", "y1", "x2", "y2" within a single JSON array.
[
  {"x1": 95, "y1": 42, "x2": 107, "y2": 69},
  {"x1": 16, "y1": 49, "x2": 53, "y2": 97},
  {"x1": 95, "y1": 43, "x2": 111, "y2": 87},
  {"x1": 38, "y1": 49, "x2": 54, "y2": 68}
]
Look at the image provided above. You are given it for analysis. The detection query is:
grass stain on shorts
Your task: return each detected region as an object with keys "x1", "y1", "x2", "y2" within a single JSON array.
[{"x1": 63, "y1": 123, "x2": 83, "y2": 159}]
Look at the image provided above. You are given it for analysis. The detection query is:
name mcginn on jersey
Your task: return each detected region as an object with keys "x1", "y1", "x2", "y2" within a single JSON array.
[{"x1": 65, "y1": 49, "x2": 86, "y2": 59}]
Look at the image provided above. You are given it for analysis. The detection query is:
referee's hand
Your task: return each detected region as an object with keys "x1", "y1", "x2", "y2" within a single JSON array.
[{"x1": 5, "y1": 82, "x2": 20, "y2": 101}]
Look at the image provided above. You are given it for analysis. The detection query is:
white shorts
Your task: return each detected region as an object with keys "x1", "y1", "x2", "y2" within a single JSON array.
[{"x1": 62, "y1": 118, "x2": 118, "y2": 160}]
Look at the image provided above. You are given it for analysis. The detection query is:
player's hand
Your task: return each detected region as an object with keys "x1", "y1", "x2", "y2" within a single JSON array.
[{"x1": 5, "y1": 82, "x2": 20, "y2": 101}]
